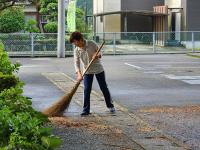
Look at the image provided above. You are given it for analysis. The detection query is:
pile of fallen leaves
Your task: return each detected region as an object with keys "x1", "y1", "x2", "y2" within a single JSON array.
[{"x1": 48, "y1": 116, "x2": 123, "y2": 135}]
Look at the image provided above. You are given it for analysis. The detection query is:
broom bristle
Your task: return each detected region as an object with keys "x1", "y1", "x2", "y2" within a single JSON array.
[{"x1": 42, "y1": 81, "x2": 80, "y2": 117}]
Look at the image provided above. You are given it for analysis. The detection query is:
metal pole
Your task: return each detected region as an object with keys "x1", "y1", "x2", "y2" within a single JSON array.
[
  {"x1": 153, "y1": 32, "x2": 156, "y2": 53},
  {"x1": 192, "y1": 32, "x2": 194, "y2": 53},
  {"x1": 31, "y1": 33, "x2": 34, "y2": 57},
  {"x1": 113, "y1": 33, "x2": 116, "y2": 55},
  {"x1": 57, "y1": 0, "x2": 66, "y2": 58}
]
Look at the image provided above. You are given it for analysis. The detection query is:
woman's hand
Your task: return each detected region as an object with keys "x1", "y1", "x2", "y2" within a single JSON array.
[
  {"x1": 77, "y1": 71, "x2": 83, "y2": 81},
  {"x1": 92, "y1": 54, "x2": 101, "y2": 60}
]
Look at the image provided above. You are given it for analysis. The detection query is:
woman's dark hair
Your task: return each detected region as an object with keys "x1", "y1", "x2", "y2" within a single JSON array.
[{"x1": 69, "y1": 31, "x2": 83, "y2": 43}]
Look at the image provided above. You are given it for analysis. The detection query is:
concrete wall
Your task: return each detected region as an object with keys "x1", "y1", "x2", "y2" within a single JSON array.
[
  {"x1": 93, "y1": 0, "x2": 104, "y2": 33},
  {"x1": 105, "y1": 15, "x2": 121, "y2": 32},
  {"x1": 104, "y1": 0, "x2": 120, "y2": 12},
  {"x1": 104, "y1": 0, "x2": 121, "y2": 33},
  {"x1": 93, "y1": 0, "x2": 121, "y2": 34},
  {"x1": 187, "y1": 0, "x2": 200, "y2": 31},
  {"x1": 93, "y1": 0, "x2": 103, "y2": 14},
  {"x1": 181, "y1": 0, "x2": 187, "y2": 31},
  {"x1": 165, "y1": 0, "x2": 181, "y2": 7},
  {"x1": 121, "y1": 0, "x2": 164, "y2": 11},
  {"x1": 93, "y1": 0, "x2": 168, "y2": 33}
]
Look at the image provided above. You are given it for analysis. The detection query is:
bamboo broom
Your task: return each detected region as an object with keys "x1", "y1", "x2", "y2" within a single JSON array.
[{"x1": 42, "y1": 41, "x2": 105, "y2": 117}]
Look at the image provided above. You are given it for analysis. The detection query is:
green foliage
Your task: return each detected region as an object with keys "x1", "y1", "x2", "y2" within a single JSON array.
[
  {"x1": 0, "y1": 107, "x2": 60, "y2": 149},
  {"x1": 0, "y1": 0, "x2": 37, "y2": 11},
  {"x1": 0, "y1": 41, "x2": 4, "y2": 51},
  {"x1": 0, "y1": 84, "x2": 61, "y2": 149},
  {"x1": 76, "y1": 0, "x2": 93, "y2": 15},
  {"x1": 76, "y1": 0, "x2": 93, "y2": 33},
  {"x1": 0, "y1": 49, "x2": 20, "y2": 75},
  {"x1": 41, "y1": 136, "x2": 62, "y2": 149},
  {"x1": 44, "y1": 22, "x2": 57, "y2": 33},
  {"x1": 0, "y1": 84, "x2": 33, "y2": 113},
  {"x1": 0, "y1": 7, "x2": 25, "y2": 33},
  {"x1": 40, "y1": 0, "x2": 57, "y2": 7},
  {"x1": 0, "y1": 74, "x2": 18, "y2": 92},
  {"x1": 0, "y1": 41, "x2": 62, "y2": 149},
  {"x1": 39, "y1": 0, "x2": 58, "y2": 22},
  {"x1": 39, "y1": 8, "x2": 48, "y2": 14},
  {"x1": 76, "y1": 8, "x2": 85, "y2": 33},
  {"x1": 47, "y1": 3, "x2": 57, "y2": 12},
  {"x1": 24, "y1": 19, "x2": 40, "y2": 33}
]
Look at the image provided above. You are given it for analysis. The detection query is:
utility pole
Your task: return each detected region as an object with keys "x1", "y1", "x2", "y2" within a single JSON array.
[{"x1": 57, "y1": 0, "x2": 67, "y2": 58}]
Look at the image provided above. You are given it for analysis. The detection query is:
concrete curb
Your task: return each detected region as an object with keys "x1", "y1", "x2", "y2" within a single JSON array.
[{"x1": 186, "y1": 53, "x2": 200, "y2": 58}]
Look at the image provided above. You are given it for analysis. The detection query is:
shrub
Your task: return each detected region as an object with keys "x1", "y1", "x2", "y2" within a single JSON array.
[
  {"x1": 0, "y1": 74, "x2": 18, "y2": 92},
  {"x1": 0, "y1": 41, "x2": 61, "y2": 149},
  {"x1": 0, "y1": 49, "x2": 20, "y2": 75},
  {"x1": 44, "y1": 22, "x2": 57, "y2": 33},
  {"x1": 0, "y1": 41, "x2": 4, "y2": 51},
  {"x1": 0, "y1": 7, "x2": 25, "y2": 33},
  {"x1": 0, "y1": 85, "x2": 61, "y2": 149},
  {"x1": 24, "y1": 19, "x2": 40, "y2": 33}
]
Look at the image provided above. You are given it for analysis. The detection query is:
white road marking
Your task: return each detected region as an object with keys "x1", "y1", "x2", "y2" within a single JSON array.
[
  {"x1": 182, "y1": 80, "x2": 200, "y2": 84},
  {"x1": 124, "y1": 63, "x2": 200, "y2": 84},
  {"x1": 144, "y1": 71, "x2": 163, "y2": 74},
  {"x1": 163, "y1": 74, "x2": 200, "y2": 84},
  {"x1": 124, "y1": 63, "x2": 143, "y2": 70},
  {"x1": 133, "y1": 62, "x2": 200, "y2": 64},
  {"x1": 154, "y1": 66, "x2": 200, "y2": 69},
  {"x1": 163, "y1": 74, "x2": 200, "y2": 80},
  {"x1": 155, "y1": 65, "x2": 171, "y2": 67}
]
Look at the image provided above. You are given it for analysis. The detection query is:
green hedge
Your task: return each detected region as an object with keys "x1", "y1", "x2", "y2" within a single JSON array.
[
  {"x1": 0, "y1": 74, "x2": 18, "y2": 92},
  {"x1": 0, "y1": 41, "x2": 62, "y2": 149},
  {"x1": 0, "y1": 41, "x2": 4, "y2": 51},
  {"x1": 0, "y1": 45, "x2": 20, "y2": 75}
]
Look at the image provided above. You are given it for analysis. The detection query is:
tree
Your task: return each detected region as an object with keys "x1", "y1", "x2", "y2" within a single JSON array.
[
  {"x1": 0, "y1": 0, "x2": 37, "y2": 11},
  {"x1": 39, "y1": 0, "x2": 58, "y2": 22},
  {"x1": 44, "y1": 21, "x2": 57, "y2": 33},
  {"x1": 0, "y1": 7, "x2": 25, "y2": 33},
  {"x1": 76, "y1": 8, "x2": 85, "y2": 33},
  {"x1": 24, "y1": 18, "x2": 40, "y2": 33}
]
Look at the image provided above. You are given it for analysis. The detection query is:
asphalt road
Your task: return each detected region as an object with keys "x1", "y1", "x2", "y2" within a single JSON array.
[
  {"x1": 10, "y1": 54, "x2": 200, "y2": 150},
  {"x1": 11, "y1": 54, "x2": 200, "y2": 112}
]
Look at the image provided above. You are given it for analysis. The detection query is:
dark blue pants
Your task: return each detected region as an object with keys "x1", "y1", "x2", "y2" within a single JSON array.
[{"x1": 83, "y1": 71, "x2": 114, "y2": 113}]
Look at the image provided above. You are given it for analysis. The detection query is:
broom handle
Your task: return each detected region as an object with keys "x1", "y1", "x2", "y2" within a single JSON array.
[{"x1": 82, "y1": 41, "x2": 105, "y2": 77}]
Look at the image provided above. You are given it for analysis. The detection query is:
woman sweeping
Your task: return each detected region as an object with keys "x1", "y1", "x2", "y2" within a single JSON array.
[{"x1": 70, "y1": 31, "x2": 115, "y2": 116}]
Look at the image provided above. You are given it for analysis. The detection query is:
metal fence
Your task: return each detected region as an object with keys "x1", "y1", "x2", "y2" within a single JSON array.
[{"x1": 0, "y1": 32, "x2": 200, "y2": 57}]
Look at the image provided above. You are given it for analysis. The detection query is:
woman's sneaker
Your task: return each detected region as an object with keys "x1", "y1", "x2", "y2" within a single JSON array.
[
  {"x1": 109, "y1": 107, "x2": 115, "y2": 113},
  {"x1": 80, "y1": 112, "x2": 90, "y2": 116}
]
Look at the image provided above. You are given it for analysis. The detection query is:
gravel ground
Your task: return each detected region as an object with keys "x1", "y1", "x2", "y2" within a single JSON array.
[
  {"x1": 51, "y1": 116, "x2": 139, "y2": 150},
  {"x1": 137, "y1": 105, "x2": 200, "y2": 150}
]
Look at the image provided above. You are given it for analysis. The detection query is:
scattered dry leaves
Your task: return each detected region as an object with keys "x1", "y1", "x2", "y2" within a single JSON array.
[
  {"x1": 138, "y1": 126, "x2": 154, "y2": 132},
  {"x1": 139, "y1": 105, "x2": 200, "y2": 113}
]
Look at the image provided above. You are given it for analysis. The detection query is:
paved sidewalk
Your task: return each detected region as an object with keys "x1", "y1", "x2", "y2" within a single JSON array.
[{"x1": 41, "y1": 72, "x2": 190, "y2": 150}]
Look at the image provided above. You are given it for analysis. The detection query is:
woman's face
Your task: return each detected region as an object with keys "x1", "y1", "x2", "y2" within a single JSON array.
[{"x1": 73, "y1": 39, "x2": 84, "y2": 48}]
